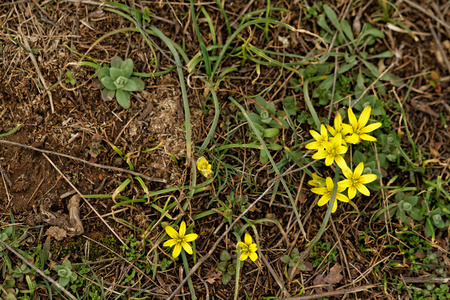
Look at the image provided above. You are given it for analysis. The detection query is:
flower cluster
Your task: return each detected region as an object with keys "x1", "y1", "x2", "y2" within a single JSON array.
[
  {"x1": 307, "y1": 107, "x2": 381, "y2": 213},
  {"x1": 197, "y1": 156, "x2": 213, "y2": 178}
]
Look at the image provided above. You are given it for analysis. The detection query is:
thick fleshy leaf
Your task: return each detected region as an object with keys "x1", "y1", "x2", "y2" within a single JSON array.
[
  {"x1": 116, "y1": 90, "x2": 131, "y2": 109},
  {"x1": 184, "y1": 233, "x2": 198, "y2": 242},
  {"x1": 182, "y1": 241, "x2": 193, "y2": 254},
  {"x1": 122, "y1": 78, "x2": 138, "y2": 92},
  {"x1": 128, "y1": 77, "x2": 145, "y2": 91},
  {"x1": 179, "y1": 221, "x2": 186, "y2": 237},
  {"x1": 163, "y1": 239, "x2": 177, "y2": 247},
  {"x1": 102, "y1": 88, "x2": 115, "y2": 101},
  {"x1": 110, "y1": 67, "x2": 124, "y2": 81},
  {"x1": 97, "y1": 67, "x2": 110, "y2": 79},
  {"x1": 172, "y1": 243, "x2": 182, "y2": 258},
  {"x1": 121, "y1": 58, "x2": 134, "y2": 78},
  {"x1": 100, "y1": 76, "x2": 116, "y2": 90},
  {"x1": 165, "y1": 225, "x2": 179, "y2": 239},
  {"x1": 111, "y1": 56, "x2": 123, "y2": 69}
]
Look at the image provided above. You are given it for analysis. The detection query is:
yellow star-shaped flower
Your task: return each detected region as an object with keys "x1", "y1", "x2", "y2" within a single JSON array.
[
  {"x1": 237, "y1": 234, "x2": 258, "y2": 262},
  {"x1": 163, "y1": 221, "x2": 198, "y2": 258},
  {"x1": 343, "y1": 107, "x2": 382, "y2": 144},
  {"x1": 305, "y1": 124, "x2": 329, "y2": 150},
  {"x1": 308, "y1": 172, "x2": 326, "y2": 187},
  {"x1": 339, "y1": 162, "x2": 378, "y2": 199},
  {"x1": 312, "y1": 134, "x2": 348, "y2": 170},
  {"x1": 326, "y1": 113, "x2": 350, "y2": 145},
  {"x1": 311, "y1": 177, "x2": 349, "y2": 213}
]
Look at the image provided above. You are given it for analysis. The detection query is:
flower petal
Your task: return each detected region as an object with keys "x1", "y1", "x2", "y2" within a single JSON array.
[
  {"x1": 360, "y1": 174, "x2": 377, "y2": 184},
  {"x1": 354, "y1": 162, "x2": 364, "y2": 178},
  {"x1": 184, "y1": 233, "x2": 198, "y2": 242},
  {"x1": 244, "y1": 234, "x2": 252, "y2": 246},
  {"x1": 342, "y1": 167, "x2": 353, "y2": 180},
  {"x1": 326, "y1": 177, "x2": 333, "y2": 190},
  {"x1": 179, "y1": 221, "x2": 186, "y2": 238},
  {"x1": 165, "y1": 225, "x2": 179, "y2": 239},
  {"x1": 335, "y1": 156, "x2": 349, "y2": 171},
  {"x1": 317, "y1": 194, "x2": 331, "y2": 206},
  {"x1": 348, "y1": 186, "x2": 357, "y2": 199},
  {"x1": 331, "y1": 199, "x2": 338, "y2": 213},
  {"x1": 336, "y1": 193, "x2": 349, "y2": 202},
  {"x1": 360, "y1": 122, "x2": 382, "y2": 134},
  {"x1": 339, "y1": 179, "x2": 352, "y2": 188},
  {"x1": 163, "y1": 239, "x2": 178, "y2": 248},
  {"x1": 239, "y1": 252, "x2": 249, "y2": 261},
  {"x1": 348, "y1": 108, "x2": 357, "y2": 127},
  {"x1": 310, "y1": 130, "x2": 321, "y2": 140},
  {"x1": 360, "y1": 134, "x2": 377, "y2": 142},
  {"x1": 311, "y1": 187, "x2": 328, "y2": 195},
  {"x1": 325, "y1": 155, "x2": 334, "y2": 166},
  {"x1": 358, "y1": 106, "x2": 371, "y2": 128},
  {"x1": 249, "y1": 244, "x2": 258, "y2": 252},
  {"x1": 181, "y1": 241, "x2": 193, "y2": 254},
  {"x1": 172, "y1": 243, "x2": 182, "y2": 258},
  {"x1": 249, "y1": 252, "x2": 258, "y2": 262},
  {"x1": 312, "y1": 150, "x2": 328, "y2": 160},
  {"x1": 356, "y1": 183, "x2": 371, "y2": 196}
]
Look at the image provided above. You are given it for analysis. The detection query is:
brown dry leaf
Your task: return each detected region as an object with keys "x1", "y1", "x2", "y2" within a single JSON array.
[
  {"x1": 324, "y1": 263, "x2": 344, "y2": 284},
  {"x1": 313, "y1": 275, "x2": 327, "y2": 294},
  {"x1": 204, "y1": 270, "x2": 222, "y2": 284}
]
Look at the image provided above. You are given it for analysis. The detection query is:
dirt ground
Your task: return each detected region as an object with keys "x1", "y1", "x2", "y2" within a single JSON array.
[{"x1": 1, "y1": 0, "x2": 449, "y2": 299}]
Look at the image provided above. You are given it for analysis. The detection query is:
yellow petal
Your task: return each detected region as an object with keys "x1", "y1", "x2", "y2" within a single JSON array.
[
  {"x1": 237, "y1": 241, "x2": 247, "y2": 249},
  {"x1": 244, "y1": 234, "x2": 252, "y2": 246},
  {"x1": 360, "y1": 122, "x2": 382, "y2": 134},
  {"x1": 165, "y1": 225, "x2": 179, "y2": 239},
  {"x1": 179, "y1": 221, "x2": 186, "y2": 237},
  {"x1": 318, "y1": 194, "x2": 331, "y2": 206},
  {"x1": 339, "y1": 179, "x2": 352, "y2": 188},
  {"x1": 360, "y1": 134, "x2": 377, "y2": 142},
  {"x1": 184, "y1": 233, "x2": 198, "y2": 243},
  {"x1": 326, "y1": 177, "x2": 333, "y2": 190},
  {"x1": 358, "y1": 106, "x2": 371, "y2": 128},
  {"x1": 310, "y1": 129, "x2": 321, "y2": 140},
  {"x1": 342, "y1": 167, "x2": 353, "y2": 180},
  {"x1": 311, "y1": 187, "x2": 328, "y2": 195},
  {"x1": 336, "y1": 145, "x2": 348, "y2": 155},
  {"x1": 331, "y1": 199, "x2": 338, "y2": 213},
  {"x1": 326, "y1": 125, "x2": 337, "y2": 136},
  {"x1": 356, "y1": 184, "x2": 370, "y2": 196},
  {"x1": 249, "y1": 252, "x2": 258, "y2": 262},
  {"x1": 239, "y1": 252, "x2": 249, "y2": 261},
  {"x1": 163, "y1": 239, "x2": 178, "y2": 248},
  {"x1": 348, "y1": 108, "x2": 357, "y2": 127},
  {"x1": 336, "y1": 193, "x2": 349, "y2": 202},
  {"x1": 325, "y1": 155, "x2": 334, "y2": 166},
  {"x1": 360, "y1": 174, "x2": 377, "y2": 184},
  {"x1": 354, "y1": 162, "x2": 364, "y2": 178},
  {"x1": 172, "y1": 243, "x2": 182, "y2": 258},
  {"x1": 249, "y1": 244, "x2": 258, "y2": 252},
  {"x1": 312, "y1": 150, "x2": 328, "y2": 160},
  {"x1": 348, "y1": 186, "x2": 356, "y2": 199},
  {"x1": 335, "y1": 156, "x2": 348, "y2": 171},
  {"x1": 306, "y1": 141, "x2": 322, "y2": 150},
  {"x1": 181, "y1": 241, "x2": 193, "y2": 254}
]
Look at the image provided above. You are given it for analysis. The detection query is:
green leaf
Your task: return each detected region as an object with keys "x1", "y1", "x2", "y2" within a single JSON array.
[
  {"x1": 260, "y1": 149, "x2": 268, "y2": 164},
  {"x1": 323, "y1": 5, "x2": 341, "y2": 32},
  {"x1": 340, "y1": 19, "x2": 354, "y2": 41},
  {"x1": 222, "y1": 272, "x2": 232, "y2": 285},
  {"x1": 102, "y1": 88, "x2": 115, "y2": 101},
  {"x1": 353, "y1": 150, "x2": 365, "y2": 166},
  {"x1": 263, "y1": 128, "x2": 280, "y2": 138},
  {"x1": 369, "y1": 51, "x2": 394, "y2": 59},
  {"x1": 217, "y1": 261, "x2": 228, "y2": 272},
  {"x1": 59, "y1": 276, "x2": 70, "y2": 287},
  {"x1": 110, "y1": 67, "x2": 124, "y2": 81},
  {"x1": 409, "y1": 207, "x2": 423, "y2": 221},
  {"x1": 267, "y1": 143, "x2": 283, "y2": 150},
  {"x1": 281, "y1": 255, "x2": 291, "y2": 264},
  {"x1": 97, "y1": 67, "x2": 110, "y2": 79},
  {"x1": 317, "y1": 14, "x2": 333, "y2": 34},
  {"x1": 121, "y1": 58, "x2": 134, "y2": 78},
  {"x1": 111, "y1": 56, "x2": 123, "y2": 68},
  {"x1": 100, "y1": 76, "x2": 116, "y2": 90},
  {"x1": 338, "y1": 62, "x2": 358, "y2": 74},
  {"x1": 425, "y1": 218, "x2": 435, "y2": 239},
  {"x1": 128, "y1": 77, "x2": 145, "y2": 91},
  {"x1": 122, "y1": 78, "x2": 139, "y2": 92},
  {"x1": 116, "y1": 90, "x2": 131, "y2": 109},
  {"x1": 220, "y1": 250, "x2": 231, "y2": 262}
]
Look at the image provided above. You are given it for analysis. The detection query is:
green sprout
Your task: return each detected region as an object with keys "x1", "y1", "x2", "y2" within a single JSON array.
[
  {"x1": 98, "y1": 56, "x2": 145, "y2": 109},
  {"x1": 52, "y1": 260, "x2": 78, "y2": 287}
]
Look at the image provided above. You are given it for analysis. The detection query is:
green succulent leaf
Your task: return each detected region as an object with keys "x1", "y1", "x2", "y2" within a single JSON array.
[
  {"x1": 97, "y1": 67, "x2": 110, "y2": 79},
  {"x1": 102, "y1": 88, "x2": 115, "y2": 101},
  {"x1": 59, "y1": 276, "x2": 70, "y2": 287},
  {"x1": 128, "y1": 77, "x2": 145, "y2": 91},
  {"x1": 116, "y1": 89, "x2": 131, "y2": 109},
  {"x1": 100, "y1": 76, "x2": 116, "y2": 90},
  {"x1": 110, "y1": 67, "x2": 125, "y2": 81},
  {"x1": 121, "y1": 58, "x2": 134, "y2": 78},
  {"x1": 220, "y1": 250, "x2": 231, "y2": 262},
  {"x1": 114, "y1": 76, "x2": 128, "y2": 89},
  {"x1": 217, "y1": 261, "x2": 228, "y2": 272},
  {"x1": 111, "y1": 56, "x2": 123, "y2": 68},
  {"x1": 122, "y1": 78, "x2": 139, "y2": 92},
  {"x1": 222, "y1": 272, "x2": 232, "y2": 285}
]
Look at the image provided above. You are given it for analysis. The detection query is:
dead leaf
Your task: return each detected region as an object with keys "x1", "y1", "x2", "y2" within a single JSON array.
[{"x1": 324, "y1": 263, "x2": 343, "y2": 284}]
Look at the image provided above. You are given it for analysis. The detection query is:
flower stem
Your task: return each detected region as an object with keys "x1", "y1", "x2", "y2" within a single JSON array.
[{"x1": 181, "y1": 250, "x2": 197, "y2": 300}]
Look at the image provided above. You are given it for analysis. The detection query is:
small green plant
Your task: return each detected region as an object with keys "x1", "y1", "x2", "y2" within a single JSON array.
[
  {"x1": 394, "y1": 192, "x2": 422, "y2": 225},
  {"x1": 98, "y1": 56, "x2": 144, "y2": 109},
  {"x1": 309, "y1": 242, "x2": 338, "y2": 268},
  {"x1": 51, "y1": 259, "x2": 77, "y2": 288},
  {"x1": 216, "y1": 250, "x2": 237, "y2": 285},
  {"x1": 281, "y1": 248, "x2": 311, "y2": 276}
]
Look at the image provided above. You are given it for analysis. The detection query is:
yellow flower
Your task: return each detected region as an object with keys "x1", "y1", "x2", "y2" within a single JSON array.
[
  {"x1": 305, "y1": 124, "x2": 329, "y2": 150},
  {"x1": 308, "y1": 172, "x2": 326, "y2": 187},
  {"x1": 340, "y1": 162, "x2": 378, "y2": 199},
  {"x1": 311, "y1": 177, "x2": 349, "y2": 213},
  {"x1": 163, "y1": 221, "x2": 198, "y2": 258},
  {"x1": 326, "y1": 113, "x2": 350, "y2": 145},
  {"x1": 343, "y1": 107, "x2": 382, "y2": 144},
  {"x1": 312, "y1": 134, "x2": 348, "y2": 170},
  {"x1": 197, "y1": 156, "x2": 213, "y2": 178},
  {"x1": 237, "y1": 234, "x2": 258, "y2": 262}
]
